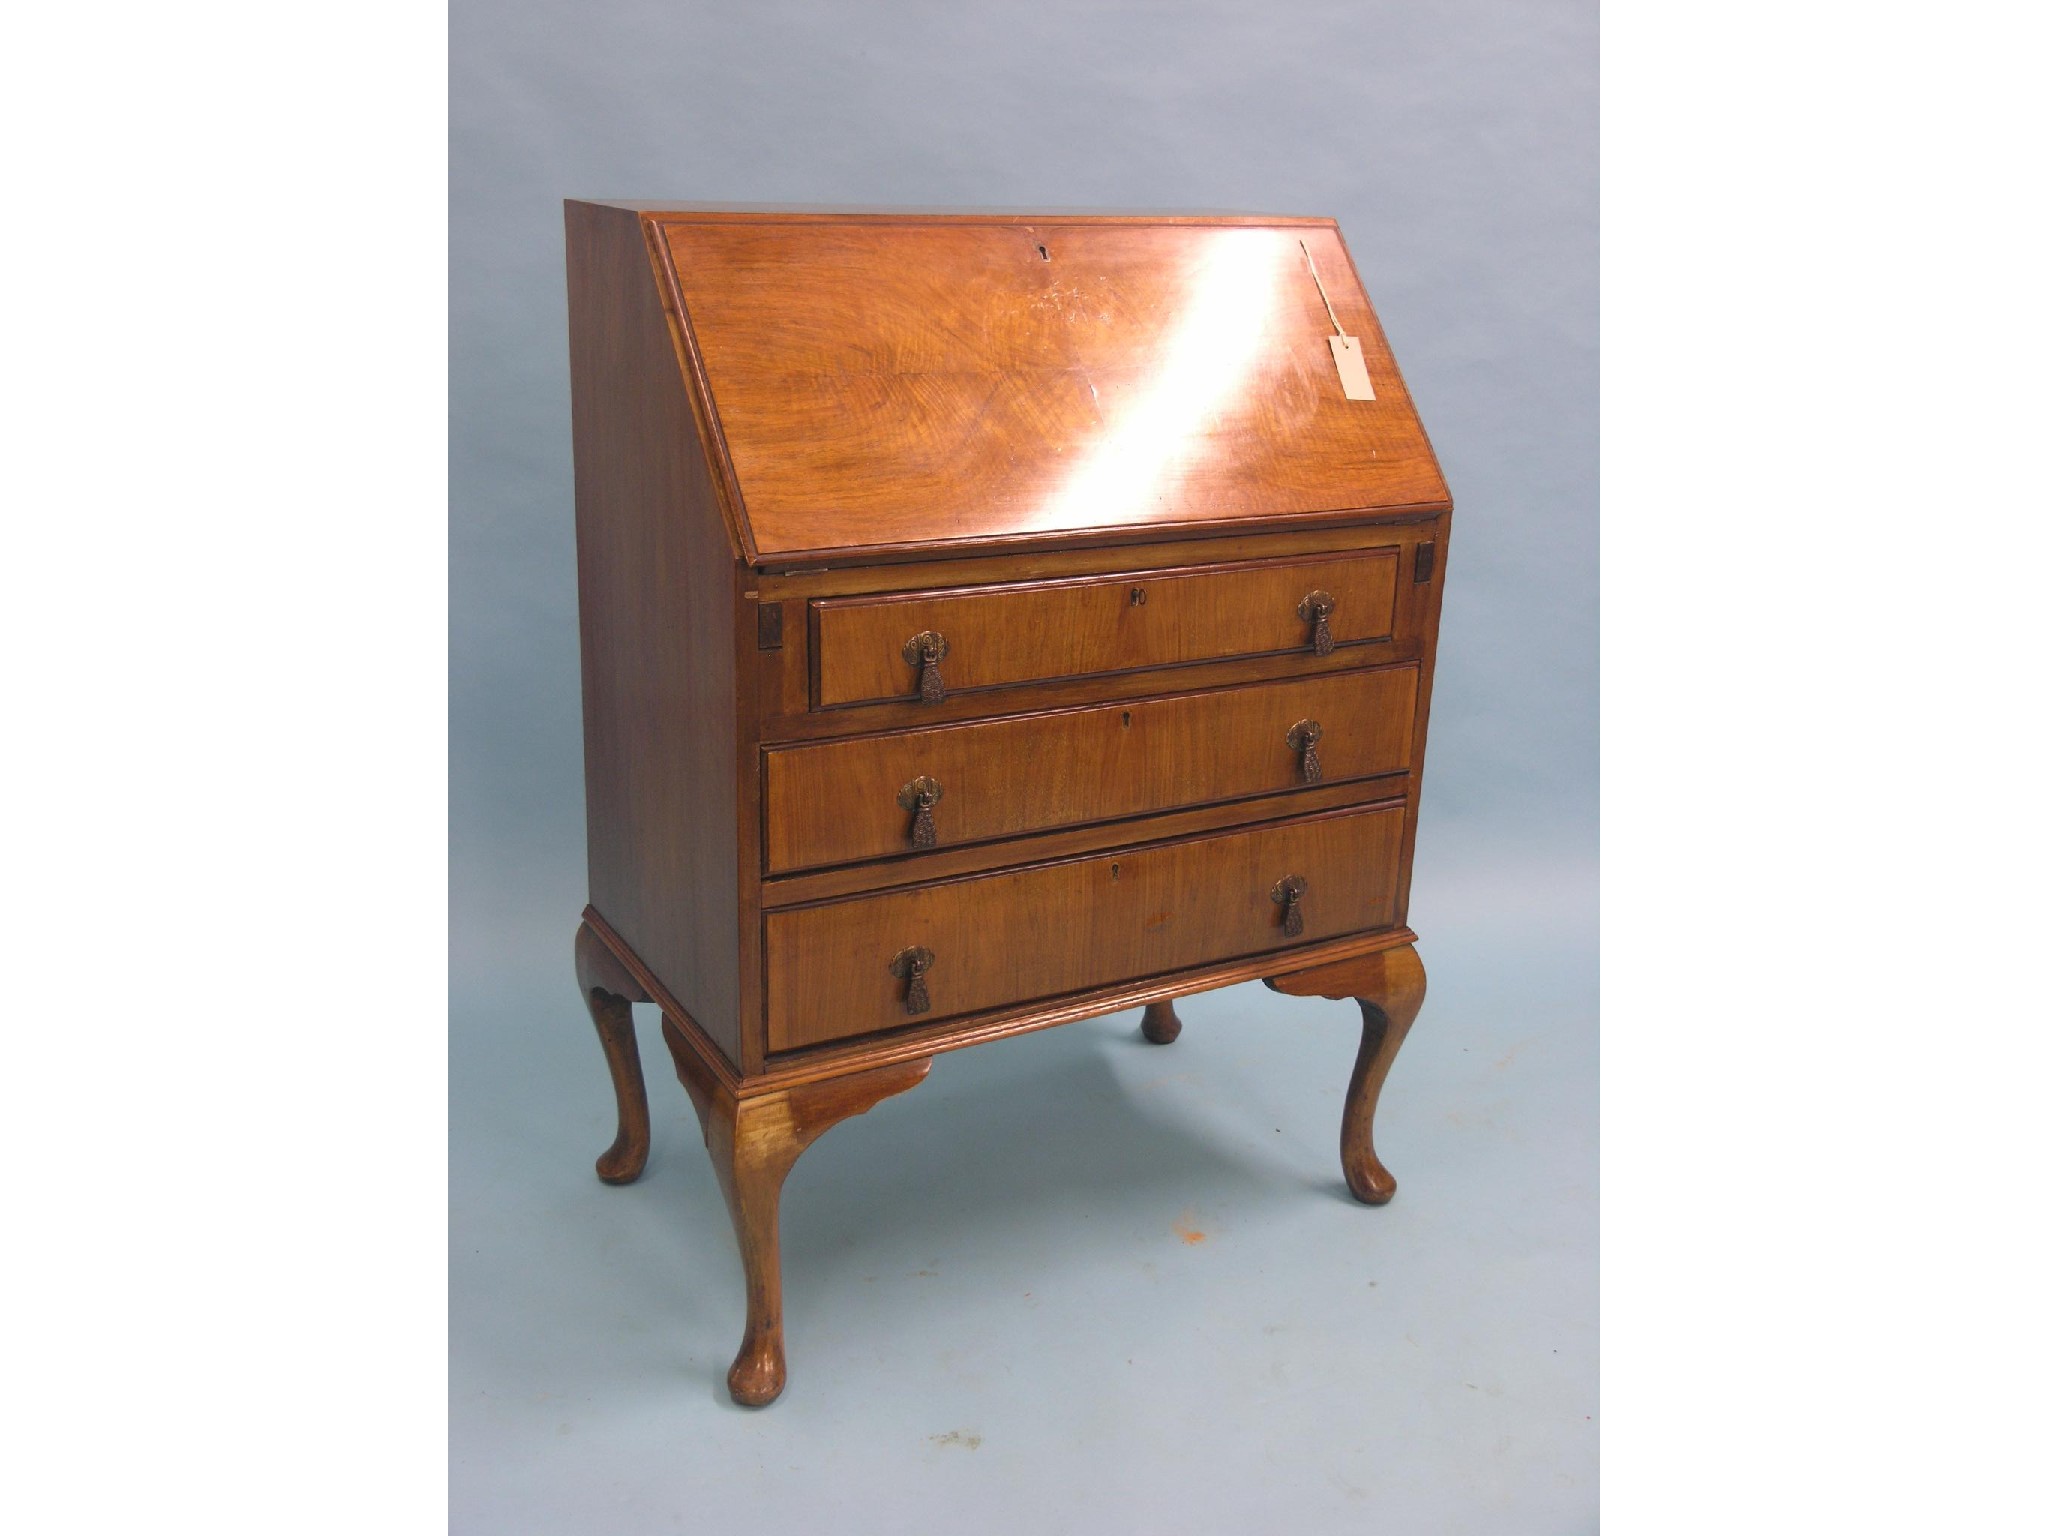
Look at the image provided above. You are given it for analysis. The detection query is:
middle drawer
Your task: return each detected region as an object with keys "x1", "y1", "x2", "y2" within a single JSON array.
[{"x1": 762, "y1": 664, "x2": 1418, "y2": 874}]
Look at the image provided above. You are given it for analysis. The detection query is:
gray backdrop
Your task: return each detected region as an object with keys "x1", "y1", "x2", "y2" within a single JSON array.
[{"x1": 453, "y1": 3, "x2": 1595, "y2": 1528}]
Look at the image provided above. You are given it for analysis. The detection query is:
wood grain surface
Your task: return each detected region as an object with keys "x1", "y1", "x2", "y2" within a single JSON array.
[
  {"x1": 764, "y1": 802, "x2": 1405, "y2": 1051},
  {"x1": 565, "y1": 202, "x2": 745, "y2": 1066},
  {"x1": 658, "y1": 216, "x2": 1449, "y2": 562},
  {"x1": 812, "y1": 548, "x2": 1397, "y2": 707},
  {"x1": 764, "y1": 664, "x2": 1418, "y2": 873}
]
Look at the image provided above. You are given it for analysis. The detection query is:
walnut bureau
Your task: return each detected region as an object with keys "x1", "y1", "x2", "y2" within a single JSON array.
[{"x1": 563, "y1": 203, "x2": 1452, "y2": 1406}]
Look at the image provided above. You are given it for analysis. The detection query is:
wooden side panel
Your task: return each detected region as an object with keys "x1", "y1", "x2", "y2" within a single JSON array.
[
  {"x1": 765, "y1": 803, "x2": 1405, "y2": 1052},
  {"x1": 813, "y1": 548, "x2": 1398, "y2": 707},
  {"x1": 763, "y1": 665, "x2": 1418, "y2": 873},
  {"x1": 565, "y1": 202, "x2": 744, "y2": 1067},
  {"x1": 1392, "y1": 511, "x2": 1452, "y2": 929}
]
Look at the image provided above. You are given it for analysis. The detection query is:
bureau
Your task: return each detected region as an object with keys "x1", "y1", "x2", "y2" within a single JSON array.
[{"x1": 563, "y1": 203, "x2": 1451, "y2": 1406}]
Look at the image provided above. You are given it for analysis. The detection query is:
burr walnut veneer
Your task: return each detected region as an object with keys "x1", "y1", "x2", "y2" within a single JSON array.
[{"x1": 565, "y1": 203, "x2": 1452, "y2": 1406}]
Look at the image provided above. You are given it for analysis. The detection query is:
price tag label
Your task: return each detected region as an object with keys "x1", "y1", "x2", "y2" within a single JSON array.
[
  {"x1": 1327, "y1": 334, "x2": 1375, "y2": 401},
  {"x1": 1302, "y1": 240, "x2": 1375, "y2": 401}
]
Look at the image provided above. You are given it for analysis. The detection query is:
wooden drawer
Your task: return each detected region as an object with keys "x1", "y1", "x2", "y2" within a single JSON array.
[
  {"x1": 764, "y1": 802, "x2": 1405, "y2": 1052},
  {"x1": 811, "y1": 548, "x2": 1399, "y2": 708},
  {"x1": 763, "y1": 665, "x2": 1418, "y2": 874}
]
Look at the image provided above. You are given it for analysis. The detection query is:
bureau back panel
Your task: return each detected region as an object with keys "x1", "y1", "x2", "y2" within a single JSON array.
[{"x1": 658, "y1": 217, "x2": 1450, "y2": 561}]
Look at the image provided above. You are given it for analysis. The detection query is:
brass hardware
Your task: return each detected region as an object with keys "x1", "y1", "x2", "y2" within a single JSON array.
[
  {"x1": 1271, "y1": 875, "x2": 1308, "y2": 938},
  {"x1": 1286, "y1": 719, "x2": 1324, "y2": 784},
  {"x1": 889, "y1": 946, "x2": 935, "y2": 1015},
  {"x1": 896, "y1": 776, "x2": 944, "y2": 848},
  {"x1": 902, "y1": 631, "x2": 950, "y2": 703},
  {"x1": 1297, "y1": 591, "x2": 1336, "y2": 656}
]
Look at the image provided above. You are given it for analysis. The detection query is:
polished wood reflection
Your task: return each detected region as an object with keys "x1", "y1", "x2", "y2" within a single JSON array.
[{"x1": 660, "y1": 217, "x2": 1449, "y2": 561}]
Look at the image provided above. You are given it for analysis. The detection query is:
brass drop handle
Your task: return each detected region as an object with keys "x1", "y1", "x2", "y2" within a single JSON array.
[
  {"x1": 903, "y1": 631, "x2": 950, "y2": 703},
  {"x1": 897, "y1": 776, "x2": 944, "y2": 848},
  {"x1": 1286, "y1": 719, "x2": 1324, "y2": 784},
  {"x1": 1298, "y1": 590, "x2": 1336, "y2": 657},
  {"x1": 1271, "y1": 875, "x2": 1308, "y2": 939},
  {"x1": 889, "y1": 946, "x2": 935, "y2": 1015}
]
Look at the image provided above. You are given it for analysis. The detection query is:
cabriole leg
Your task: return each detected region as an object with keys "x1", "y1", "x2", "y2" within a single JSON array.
[
  {"x1": 663, "y1": 1018, "x2": 929, "y2": 1407},
  {"x1": 1139, "y1": 998, "x2": 1183, "y2": 1044},
  {"x1": 1267, "y1": 944, "x2": 1427, "y2": 1204},
  {"x1": 575, "y1": 920, "x2": 652, "y2": 1185}
]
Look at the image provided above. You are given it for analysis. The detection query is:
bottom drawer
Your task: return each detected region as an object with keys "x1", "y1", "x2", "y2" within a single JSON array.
[{"x1": 764, "y1": 802, "x2": 1405, "y2": 1052}]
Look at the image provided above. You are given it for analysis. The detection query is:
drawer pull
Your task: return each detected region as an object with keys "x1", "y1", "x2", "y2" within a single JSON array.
[
  {"x1": 889, "y1": 946, "x2": 935, "y2": 1015},
  {"x1": 1271, "y1": 875, "x2": 1308, "y2": 938},
  {"x1": 1285, "y1": 719, "x2": 1324, "y2": 784},
  {"x1": 903, "y1": 631, "x2": 950, "y2": 703},
  {"x1": 896, "y1": 776, "x2": 944, "y2": 848},
  {"x1": 1298, "y1": 590, "x2": 1336, "y2": 656}
]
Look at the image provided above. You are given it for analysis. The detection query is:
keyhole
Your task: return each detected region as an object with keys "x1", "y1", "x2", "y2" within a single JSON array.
[
  {"x1": 1110, "y1": 862, "x2": 1121, "y2": 880},
  {"x1": 1121, "y1": 711, "x2": 1132, "y2": 728},
  {"x1": 1037, "y1": 244, "x2": 1050, "y2": 261},
  {"x1": 1129, "y1": 586, "x2": 1146, "y2": 606}
]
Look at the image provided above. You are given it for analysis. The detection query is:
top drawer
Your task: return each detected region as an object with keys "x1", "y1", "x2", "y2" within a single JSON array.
[{"x1": 810, "y1": 548, "x2": 1399, "y2": 708}]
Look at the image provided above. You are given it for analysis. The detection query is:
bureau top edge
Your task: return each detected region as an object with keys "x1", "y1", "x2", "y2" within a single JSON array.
[{"x1": 574, "y1": 200, "x2": 1341, "y2": 224}]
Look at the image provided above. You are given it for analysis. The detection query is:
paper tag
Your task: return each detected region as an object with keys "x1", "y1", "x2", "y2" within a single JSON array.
[{"x1": 1327, "y1": 335, "x2": 1375, "y2": 401}]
